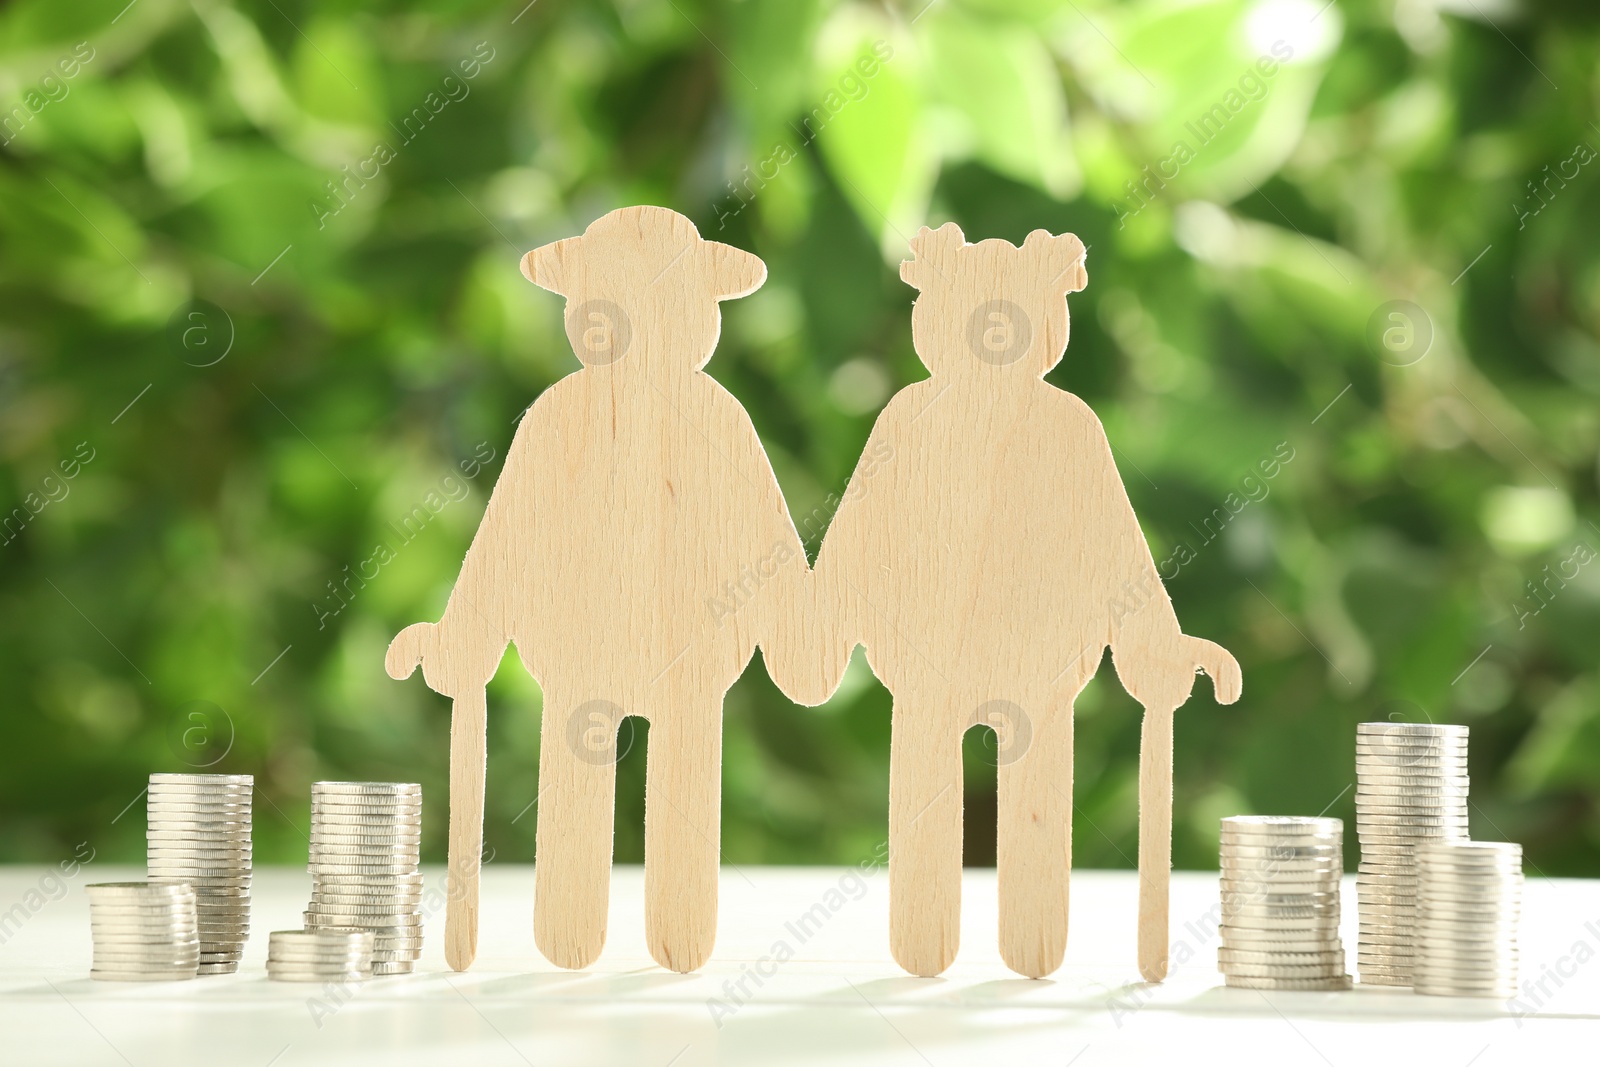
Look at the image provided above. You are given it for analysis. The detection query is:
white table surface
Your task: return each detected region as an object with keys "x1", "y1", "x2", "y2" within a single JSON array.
[{"x1": 1, "y1": 865, "x2": 1594, "y2": 1066}]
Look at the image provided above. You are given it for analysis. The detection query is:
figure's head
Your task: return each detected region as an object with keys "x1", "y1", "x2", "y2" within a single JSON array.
[
  {"x1": 522, "y1": 206, "x2": 765, "y2": 370},
  {"x1": 899, "y1": 223, "x2": 1087, "y2": 379}
]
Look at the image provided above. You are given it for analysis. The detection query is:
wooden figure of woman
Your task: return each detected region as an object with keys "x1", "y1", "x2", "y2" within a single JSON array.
[
  {"x1": 386, "y1": 206, "x2": 808, "y2": 974},
  {"x1": 769, "y1": 223, "x2": 1241, "y2": 981}
]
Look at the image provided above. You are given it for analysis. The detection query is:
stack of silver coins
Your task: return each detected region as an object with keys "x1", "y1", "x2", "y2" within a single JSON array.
[
  {"x1": 304, "y1": 782, "x2": 423, "y2": 975},
  {"x1": 266, "y1": 929, "x2": 375, "y2": 983},
  {"x1": 1355, "y1": 722, "x2": 1469, "y2": 986},
  {"x1": 146, "y1": 773, "x2": 253, "y2": 974},
  {"x1": 1217, "y1": 816, "x2": 1350, "y2": 990},
  {"x1": 1414, "y1": 841, "x2": 1521, "y2": 998},
  {"x1": 88, "y1": 882, "x2": 200, "y2": 982}
]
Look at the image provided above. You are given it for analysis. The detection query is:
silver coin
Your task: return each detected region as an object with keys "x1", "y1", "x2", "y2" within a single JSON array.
[
  {"x1": 310, "y1": 832, "x2": 423, "y2": 844},
  {"x1": 147, "y1": 780, "x2": 254, "y2": 792},
  {"x1": 1219, "y1": 836, "x2": 1343, "y2": 853},
  {"x1": 1356, "y1": 777, "x2": 1467, "y2": 791},
  {"x1": 89, "y1": 913, "x2": 201, "y2": 925},
  {"x1": 305, "y1": 901, "x2": 423, "y2": 916},
  {"x1": 1220, "y1": 892, "x2": 1341, "y2": 910},
  {"x1": 1218, "y1": 843, "x2": 1342, "y2": 856},
  {"x1": 308, "y1": 907, "x2": 421, "y2": 921},
  {"x1": 306, "y1": 911, "x2": 421, "y2": 927},
  {"x1": 1222, "y1": 816, "x2": 1342, "y2": 833},
  {"x1": 371, "y1": 962, "x2": 416, "y2": 976},
  {"x1": 1357, "y1": 914, "x2": 1417, "y2": 924},
  {"x1": 1412, "y1": 971, "x2": 1519, "y2": 988},
  {"x1": 1222, "y1": 887, "x2": 1341, "y2": 903},
  {"x1": 310, "y1": 895, "x2": 423, "y2": 909},
  {"x1": 1414, "y1": 983, "x2": 1517, "y2": 999},
  {"x1": 266, "y1": 969, "x2": 371, "y2": 983},
  {"x1": 1220, "y1": 914, "x2": 1343, "y2": 930},
  {"x1": 313, "y1": 874, "x2": 424, "y2": 888},
  {"x1": 1355, "y1": 752, "x2": 1466, "y2": 766},
  {"x1": 1354, "y1": 738, "x2": 1469, "y2": 751},
  {"x1": 1221, "y1": 852, "x2": 1343, "y2": 867},
  {"x1": 308, "y1": 857, "x2": 422, "y2": 876},
  {"x1": 1415, "y1": 901, "x2": 1521, "y2": 919},
  {"x1": 1356, "y1": 721, "x2": 1467, "y2": 734},
  {"x1": 196, "y1": 948, "x2": 247, "y2": 961},
  {"x1": 1413, "y1": 963, "x2": 1519, "y2": 982},
  {"x1": 92, "y1": 953, "x2": 203, "y2": 968},
  {"x1": 87, "y1": 882, "x2": 196, "y2": 897},
  {"x1": 195, "y1": 962, "x2": 241, "y2": 975},
  {"x1": 90, "y1": 928, "x2": 199, "y2": 941},
  {"x1": 308, "y1": 845, "x2": 420, "y2": 858},
  {"x1": 1221, "y1": 940, "x2": 1343, "y2": 956},
  {"x1": 313, "y1": 780, "x2": 421, "y2": 793},
  {"x1": 1220, "y1": 962, "x2": 1349, "y2": 979},
  {"x1": 1216, "y1": 831, "x2": 1344, "y2": 844},
  {"x1": 90, "y1": 920, "x2": 198, "y2": 933},
  {"x1": 1223, "y1": 973, "x2": 1351, "y2": 991},
  {"x1": 1355, "y1": 806, "x2": 1469, "y2": 820},
  {"x1": 1218, "y1": 947, "x2": 1345, "y2": 964},
  {"x1": 1354, "y1": 757, "x2": 1470, "y2": 770},
  {"x1": 310, "y1": 800, "x2": 423, "y2": 813},
  {"x1": 269, "y1": 929, "x2": 374, "y2": 945},
  {"x1": 1421, "y1": 840, "x2": 1521, "y2": 855},
  {"x1": 269, "y1": 948, "x2": 377, "y2": 963},
  {"x1": 1216, "y1": 924, "x2": 1341, "y2": 941},
  {"x1": 1417, "y1": 950, "x2": 1520, "y2": 966}
]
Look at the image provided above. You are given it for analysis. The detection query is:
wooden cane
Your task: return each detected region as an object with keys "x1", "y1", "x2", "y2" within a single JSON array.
[
  {"x1": 1137, "y1": 701, "x2": 1174, "y2": 983},
  {"x1": 446, "y1": 686, "x2": 488, "y2": 971}
]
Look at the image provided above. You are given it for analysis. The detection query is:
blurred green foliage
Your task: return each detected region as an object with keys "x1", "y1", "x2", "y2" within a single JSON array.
[{"x1": 1, "y1": 0, "x2": 1597, "y2": 878}]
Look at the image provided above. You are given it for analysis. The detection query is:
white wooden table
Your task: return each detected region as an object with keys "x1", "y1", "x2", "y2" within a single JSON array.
[{"x1": 1, "y1": 866, "x2": 1594, "y2": 1065}]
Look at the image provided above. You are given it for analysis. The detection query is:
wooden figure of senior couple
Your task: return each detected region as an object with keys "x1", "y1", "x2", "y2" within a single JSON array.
[{"x1": 385, "y1": 205, "x2": 1241, "y2": 982}]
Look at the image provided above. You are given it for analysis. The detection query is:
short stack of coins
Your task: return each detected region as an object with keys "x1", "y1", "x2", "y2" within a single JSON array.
[
  {"x1": 1217, "y1": 816, "x2": 1351, "y2": 990},
  {"x1": 266, "y1": 929, "x2": 375, "y2": 983},
  {"x1": 305, "y1": 782, "x2": 423, "y2": 975},
  {"x1": 1414, "y1": 841, "x2": 1521, "y2": 998},
  {"x1": 146, "y1": 773, "x2": 253, "y2": 974},
  {"x1": 87, "y1": 882, "x2": 200, "y2": 982},
  {"x1": 1355, "y1": 722, "x2": 1469, "y2": 986}
]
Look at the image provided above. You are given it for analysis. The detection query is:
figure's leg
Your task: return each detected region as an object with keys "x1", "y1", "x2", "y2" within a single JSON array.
[
  {"x1": 996, "y1": 690, "x2": 1075, "y2": 978},
  {"x1": 533, "y1": 689, "x2": 619, "y2": 969},
  {"x1": 643, "y1": 686, "x2": 723, "y2": 973},
  {"x1": 889, "y1": 689, "x2": 963, "y2": 977}
]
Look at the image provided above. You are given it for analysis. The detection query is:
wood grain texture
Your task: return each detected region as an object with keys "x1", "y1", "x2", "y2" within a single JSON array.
[
  {"x1": 387, "y1": 206, "x2": 806, "y2": 973},
  {"x1": 770, "y1": 223, "x2": 1243, "y2": 980}
]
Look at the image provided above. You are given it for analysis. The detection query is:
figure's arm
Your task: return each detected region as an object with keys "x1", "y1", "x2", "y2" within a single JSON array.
[
  {"x1": 387, "y1": 424, "x2": 536, "y2": 699},
  {"x1": 1078, "y1": 412, "x2": 1240, "y2": 709},
  {"x1": 762, "y1": 428, "x2": 884, "y2": 707}
]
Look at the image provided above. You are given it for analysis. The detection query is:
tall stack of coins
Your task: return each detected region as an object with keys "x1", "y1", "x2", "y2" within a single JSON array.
[
  {"x1": 266, "y1": 929, "x2": 375, "y2": 983},
  {"x1": 1355, "y1": 723, "x2": 1469, "y2": 986},
  {"x1": 1414, "y1": 841, "x2": 1521, "y2": 998},
  {"x1": 146, "y1": 773, "x2": 253, "y2": 974},
  {"x1": 1217, "y1": 816, "x2": 1351, "y2": 990},
  {"x1": 87, "y1": 882, "x2": 200, "y2": 982},
  {"x1": 304, "y1": 782, "x2": 423, "y2": 976}
]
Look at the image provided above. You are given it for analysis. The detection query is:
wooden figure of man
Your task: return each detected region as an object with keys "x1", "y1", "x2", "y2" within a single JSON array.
[
  {"x1": 770, "y1": 223, "x2": 1241, "y2": 981},
  {"x1": 387, "y1": 206, "x2": 808, "y2": 973}
]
